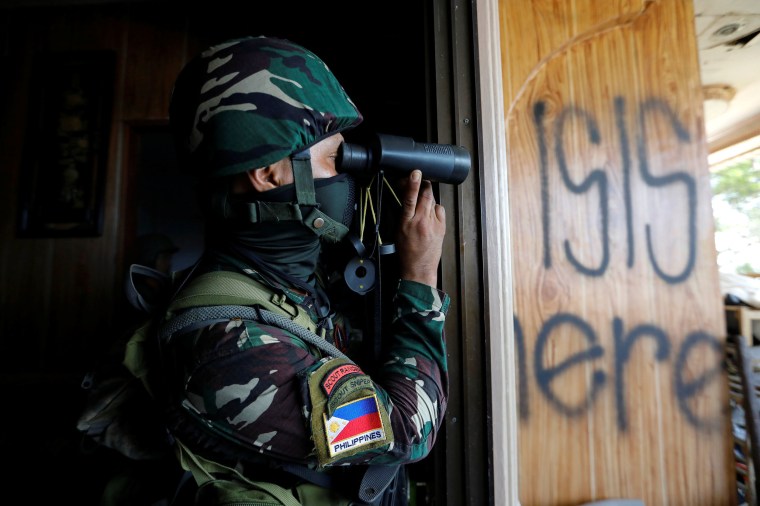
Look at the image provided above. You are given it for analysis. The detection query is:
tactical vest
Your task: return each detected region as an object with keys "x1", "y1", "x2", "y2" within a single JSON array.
[{"x1": 123, "y1": 268, "x2": 405, "y2": 506}]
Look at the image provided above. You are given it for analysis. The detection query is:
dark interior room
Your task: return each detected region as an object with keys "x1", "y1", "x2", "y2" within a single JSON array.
[{"x1": 0, "y1": 1, "x2": 442, "y2": 502}]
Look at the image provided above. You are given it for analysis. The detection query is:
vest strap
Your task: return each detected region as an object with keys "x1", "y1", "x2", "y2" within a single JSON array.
[{"x1": 166, "y1": 270, "x2": 315, "y2": 331}]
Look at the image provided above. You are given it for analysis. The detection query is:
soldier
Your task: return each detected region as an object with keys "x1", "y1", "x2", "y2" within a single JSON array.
[{"x1": 159, "y1": 35, "x2": 450, "y2": 505}]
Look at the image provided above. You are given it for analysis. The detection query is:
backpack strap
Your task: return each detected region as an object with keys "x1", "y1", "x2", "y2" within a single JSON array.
[
  {"x1": 167, "y1": 270, "x2": 318, "y2": 334},
  {"x1": 159, "y1": 304, "x2": 350, "y2": 361}
]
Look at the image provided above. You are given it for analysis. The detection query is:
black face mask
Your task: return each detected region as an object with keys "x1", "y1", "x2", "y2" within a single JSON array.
[
  {"x1": 315, "y1": 174, "x2": 356, "y2": 229},
  {"x1": 253, "y1": 173, "x2": 357, "y2": 234},
  {"x1": 216, "y1": 173, "x2": 356, "y2": 284}
]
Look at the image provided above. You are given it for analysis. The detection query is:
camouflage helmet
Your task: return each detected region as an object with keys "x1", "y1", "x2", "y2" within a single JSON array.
[{"x1": 169, "y1": 36, "x2": 363, "y2": 178}]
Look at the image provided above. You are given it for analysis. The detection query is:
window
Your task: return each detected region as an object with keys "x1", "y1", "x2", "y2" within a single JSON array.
[{"x1": 710, "y1": 136, "x2": 760, "y2": 274}]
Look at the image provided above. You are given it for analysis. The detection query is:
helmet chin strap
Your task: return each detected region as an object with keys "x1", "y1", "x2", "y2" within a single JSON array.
[
  {"x1": 288, "y1": 150, "x2": 350, "y2": 242},
  {"x1": 221, "y1": 150, "x2": 349, "y2": 242}
]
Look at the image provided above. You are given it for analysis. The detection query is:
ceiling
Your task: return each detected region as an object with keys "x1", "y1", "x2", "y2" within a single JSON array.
[{"x1": 694, "y1": 0, "x2": 760, "y2": 153}]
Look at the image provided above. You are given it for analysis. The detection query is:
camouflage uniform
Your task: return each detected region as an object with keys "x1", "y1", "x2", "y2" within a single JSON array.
[
  {"x1": 160, "y1": 36, "x2": 451, "y2": 501},
  {"x1": 160, "y1": 259, "x2": 450, "y2": 473}
]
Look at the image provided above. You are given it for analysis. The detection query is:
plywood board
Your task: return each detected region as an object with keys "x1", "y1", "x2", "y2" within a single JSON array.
[{"x1": 499, "y1": 1, "x2": 735, "y2": 504}]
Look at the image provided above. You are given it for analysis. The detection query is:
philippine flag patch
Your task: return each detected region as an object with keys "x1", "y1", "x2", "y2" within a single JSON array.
[{"x1": 324, "y1": 394, "x2": 386, "y2": 457}]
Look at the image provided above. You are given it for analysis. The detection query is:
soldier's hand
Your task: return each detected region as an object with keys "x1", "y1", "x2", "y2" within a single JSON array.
[{"x1": 396, "y1": 170, "x2": 446, "y2": 287}]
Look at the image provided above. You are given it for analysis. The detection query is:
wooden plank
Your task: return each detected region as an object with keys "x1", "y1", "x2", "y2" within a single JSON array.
[
  {"x1": 475, "y1": 0, "x2": 520, "y2": 502},
  {"x1": 500, "y1": 0, "x2": 734, "y2": 504}
]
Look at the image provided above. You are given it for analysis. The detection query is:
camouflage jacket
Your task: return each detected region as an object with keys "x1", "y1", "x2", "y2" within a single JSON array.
[{"x1": 159, "y1": 265, "x2": 450, "y2": 475}]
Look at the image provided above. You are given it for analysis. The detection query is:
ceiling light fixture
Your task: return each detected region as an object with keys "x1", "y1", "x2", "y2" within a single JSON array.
[{"x1": 703, "y1": 83, "x2": 736, "y2": 121}]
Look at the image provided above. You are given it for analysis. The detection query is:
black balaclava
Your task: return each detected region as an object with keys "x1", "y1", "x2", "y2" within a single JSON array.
[{"x1": 218, "y1": 172, "x2": 356, "y2": 284}]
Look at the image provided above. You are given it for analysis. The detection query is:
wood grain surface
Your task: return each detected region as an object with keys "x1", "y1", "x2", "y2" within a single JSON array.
[{"x1": 499, "y1": 1, "x2": 734, "y2": 504}]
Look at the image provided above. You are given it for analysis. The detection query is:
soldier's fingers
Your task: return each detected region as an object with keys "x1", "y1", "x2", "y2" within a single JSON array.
[
  {"x1": 417, "y1": 180, "x2": 436, "y2": 215},
  {"x1": 434, "y1": 203, "x2": 445, "y2": 224},
  {"x1": 401, "y1": 170, "x2": 422, "y2": 221}
]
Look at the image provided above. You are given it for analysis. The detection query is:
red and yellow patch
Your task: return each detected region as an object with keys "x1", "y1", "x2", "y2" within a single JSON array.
[{"x1": 321, "y1": 363, "x2": 362, "y2": 395}]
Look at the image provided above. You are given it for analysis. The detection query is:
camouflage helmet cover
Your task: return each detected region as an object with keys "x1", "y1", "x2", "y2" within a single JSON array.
[{"x1": 169, "y1": 36, "x2": 363, "y2": 178}]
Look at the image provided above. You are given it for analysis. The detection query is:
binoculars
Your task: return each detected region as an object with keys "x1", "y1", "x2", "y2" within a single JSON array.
[{"x1": 337, "y1": 133, "x2": 471, "y2": 185}]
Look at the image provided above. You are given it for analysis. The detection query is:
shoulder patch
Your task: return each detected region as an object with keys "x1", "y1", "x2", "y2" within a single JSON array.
[
  {"x1": 325, "y1": 394, "x2": 385, "y2": 457},
  {"x1": 307, "y1": 357, "x2": 393, "y2": 466},
  {"x1": 322, "y1": 363, "x2": 362, "y2": 395}
]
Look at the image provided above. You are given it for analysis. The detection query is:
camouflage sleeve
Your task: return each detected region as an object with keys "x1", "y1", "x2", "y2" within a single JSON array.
[
  {"x1": 304, "y1": 279, "x2": 450, "y2": 467},
  {"x1": 165, "y1": 280, "x2": 449, "y2": 470},
  {"x1": 355, "y1": 279, "x2": 450, "y2": 464},
  {"x1": 165, "y1": 318, "x2": 322, "y2": 464}
]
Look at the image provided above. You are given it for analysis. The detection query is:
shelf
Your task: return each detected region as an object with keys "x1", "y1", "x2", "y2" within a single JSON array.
[{"x1": 726, "y1": 305, "x2": 760, "y2": 347}]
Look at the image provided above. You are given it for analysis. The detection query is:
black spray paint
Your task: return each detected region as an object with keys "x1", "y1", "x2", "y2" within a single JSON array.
[{"x1": 519, "y1": 97, "x2": 721, "y2": 432}]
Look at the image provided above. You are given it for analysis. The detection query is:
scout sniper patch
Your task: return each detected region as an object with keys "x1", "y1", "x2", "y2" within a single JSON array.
[{"x1": 308, "y1": 357, "x2": 393, "y2": 466}]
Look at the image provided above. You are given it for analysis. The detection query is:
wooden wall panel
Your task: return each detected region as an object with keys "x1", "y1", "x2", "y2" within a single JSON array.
[
  {"x1": 0, "y1": 6, "x2": 127, "y2": 373},
  {"x1": 0, "y1": 5, "x2": 191, "y2": 374},
  {"x1": 500, "y1": 1, "x2": 734, "y2": 504}
]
